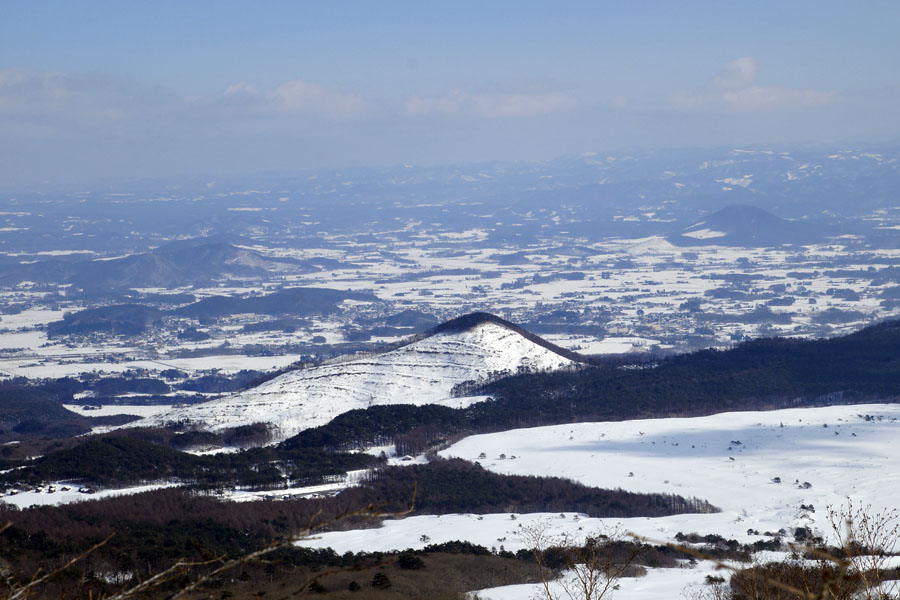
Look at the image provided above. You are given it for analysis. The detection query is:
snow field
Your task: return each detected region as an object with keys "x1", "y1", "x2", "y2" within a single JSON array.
[
  {"x1": 472, "y1": 560, "x2": 726, "y2": 600},
  {"x1": 440, "y1": 404, "x2": 900, "y2": 543},
  {"x1": 63, "y1": 404, "x2": 173, "y2": 418},
  {"x1": 302, "y1": 404, "x2": 900, "y2": 597},
  {"x1": 1, "y1": 483, "x2": 179, "y2": 510},
  {"x1": 303, "y1": 404, "x2": 900, "y2": 600}
]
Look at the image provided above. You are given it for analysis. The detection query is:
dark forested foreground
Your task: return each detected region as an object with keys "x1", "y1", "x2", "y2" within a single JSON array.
[
  {"x1": 0, "y1": 458, "x2": 716, "y2": 597},
  {"x1": 288, "y1": 319, "x2": 900, "y2": 452}
]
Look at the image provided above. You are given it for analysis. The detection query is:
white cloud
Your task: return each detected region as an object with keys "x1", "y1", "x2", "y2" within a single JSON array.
[
  {"x1": 405, "y1": 89, "x2": 577, "y2": 118},
  {"x1": 220, "y1": 79, "x2": 368, "y2": 118},
  {"x1": 0, "y1": 69, "x2": 370, "y2": 129},
  {"x1": 720, "y1": 86, "x2": 835, "y2": 111},
  {"x1": 710, "y1": 56, "x2": 758, "y2": 89},
  {"x1": 672, "y1": 58, "x2": 836, "y2": 112}
]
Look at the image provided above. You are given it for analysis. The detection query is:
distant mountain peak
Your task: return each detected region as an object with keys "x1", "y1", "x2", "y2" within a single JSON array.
[
  {"x1": 695, "y1": 203, "x2": 787, "y2": 225},
  {"x1": 428, "y1": 312, "x2": 514, "y2": 334},
  {"x1": 670, "y1": 204, "x2": 828, "y2": 247}
]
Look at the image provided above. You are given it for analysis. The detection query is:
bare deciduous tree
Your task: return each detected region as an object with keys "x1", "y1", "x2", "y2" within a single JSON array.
[
  {"x1": 827, "y1": 499, "x2": 900, "y2": 600},
  {"x1": 520, "y1": 520, "x2": 644, "y2": 600}
]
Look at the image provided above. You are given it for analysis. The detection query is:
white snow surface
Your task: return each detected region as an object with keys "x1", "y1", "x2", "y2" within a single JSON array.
[
  {"x1": 681, "y1": 227, "x2": 727, "y2": 239},
  {"x1": 305, "y1": 404, "x2": 900, "y2": 557},
  {"x1": 439, "y1": 404, "x2": 900, "y2": 543},
  {"x1": 473, "y1": 561, "x2": 723, "y2": 600},
  {"x1": 63, "y1": 404, "x2": 173, "y2": 418},
  {"x1": 131, "y1": 322, "x2": 573, "y2": 442},
  {"x1": 1, "y1": 483, "x2": 178, "y2": 509}
]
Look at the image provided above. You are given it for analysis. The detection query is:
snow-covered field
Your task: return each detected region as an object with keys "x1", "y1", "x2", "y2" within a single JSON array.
[
  {"x1": 63, "y1": 404, "x2": 173, "y2": 418},
  {"x1": 543, "y1": 334, "x2": 662, "y2": 355},
  {"x1": 215, "y1": 469, "x2": 370, "y2": 502},
  {"x1": 302, "y1": 404, "x2": 900, "y2": 596},
  {"x1": 441, "y1": 404, "x2": 900, "y2": 543},
  {"x1": 1, "y1": 482, "x2": 179, "y2": 509},
  {"x1": 130, "y1": 321, "x2": 574, "y2": 441},
  {"x1": 473, "y1": 561, "x2": 725, "y2": 600},
  {"x1": 1, "y1": 230, "x2": 898, "y2": 380}
]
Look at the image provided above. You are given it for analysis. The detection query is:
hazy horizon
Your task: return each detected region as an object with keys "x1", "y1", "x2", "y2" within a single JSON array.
[{"x1": 3, "y1": 1, "x2": 899, "y2": 188}]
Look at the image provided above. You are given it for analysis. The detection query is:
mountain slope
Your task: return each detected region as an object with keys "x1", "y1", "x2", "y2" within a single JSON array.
[{"x1": 134, "y1": 313, "x2": 578, "y2": 441}]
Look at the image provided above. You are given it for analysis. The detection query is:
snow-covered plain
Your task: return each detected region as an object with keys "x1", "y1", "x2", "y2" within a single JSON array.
[
  {"x1": 131, "y1": 321, "x2": 574, "y2": 441},
  {"x1": 303, "y1": 404, "x2": 900, "y2": 596},
  {"x1": 2, "y1": 228, "x2": 898, "y2": 380},
  {"x1": 440, "y1": 404, "x2": 900, "y2": 543},
  {"x1": 681, "y1": 228, "x2": 727, "y2": 239}
]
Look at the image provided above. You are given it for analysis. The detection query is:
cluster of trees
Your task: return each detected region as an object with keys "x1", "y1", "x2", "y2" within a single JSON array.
[
  {"x1": 43, "y1": 287, "x2": 379, "y2": 340},
  {"x1": 0, "y1": 385, "x2": 112, "y2": 440},
  {"x1": 477, "y1": 318, "x2": 900, "y2": 420},
  {"x1": 360, "y1": 458, "x2": 718, "y2": 518},
  {"x1": 286, "y1": 404, "x2": 468, "y2": 452},
  {"x1": 46, "y1": 304, "x2": 164, "y2": 337},
  {"x1": 0, "y1": 369, "x2": 275, "y2": 419},
  {"x1": 684, "y1": 503, "x2": 900, "y2": 600},
  {"x1": 1, "y1": 435, "x2": 378, "y2": 489}
]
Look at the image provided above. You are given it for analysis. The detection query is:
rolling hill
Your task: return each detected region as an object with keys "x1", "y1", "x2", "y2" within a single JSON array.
[{"x1": 131, "y1": 313, "x2": 580, "y2": 442}]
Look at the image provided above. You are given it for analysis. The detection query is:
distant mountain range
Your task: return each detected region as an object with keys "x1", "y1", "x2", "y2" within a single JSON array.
[
  {"x1": 2, "y1": 145, "x2": 896, "y2": 260},
  {"x1": 0, "y1": 236, "x2": 352, "y2": 289}
]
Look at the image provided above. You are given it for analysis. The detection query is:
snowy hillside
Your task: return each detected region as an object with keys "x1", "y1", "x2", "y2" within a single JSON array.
[{"x1": 131, "y1": 314, "x2": 576, "y2": 442}]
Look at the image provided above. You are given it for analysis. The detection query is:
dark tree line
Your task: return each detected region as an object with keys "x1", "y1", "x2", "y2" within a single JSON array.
[{"x1": 360, "y1": 458, "x2": 718, "y2": 518}]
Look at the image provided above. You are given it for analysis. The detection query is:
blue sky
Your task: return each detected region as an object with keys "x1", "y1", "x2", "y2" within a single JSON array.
[{"x1": 2, "y1": 1, "x2": 899, "y2": 187}]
